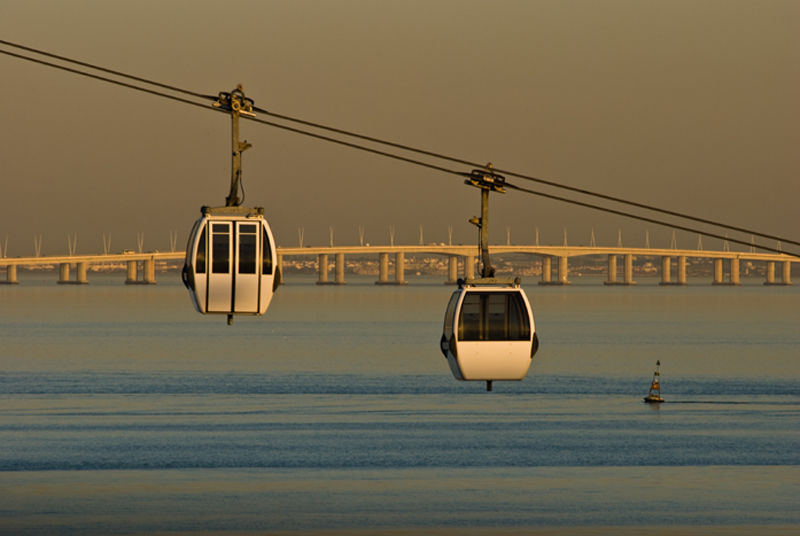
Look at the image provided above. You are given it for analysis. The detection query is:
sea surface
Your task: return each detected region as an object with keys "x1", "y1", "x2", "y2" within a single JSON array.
[{"x1": 1, "y1": 273, "x2": 798, "y2": 535}]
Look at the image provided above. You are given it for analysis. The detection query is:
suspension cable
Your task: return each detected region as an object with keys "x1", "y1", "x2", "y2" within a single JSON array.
[
  {"x1": 0, "y1": 38, "x2": 212, "y2": 100},
  {"x1": 0, "y1": 48, "x2": 217, "y2": 114}
]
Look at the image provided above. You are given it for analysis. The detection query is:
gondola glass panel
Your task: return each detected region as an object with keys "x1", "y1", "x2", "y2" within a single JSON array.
[
  {"x1": 208, "y1": 222, "x2": 233, "y2": 312},
  {"x1": 234, "y1": 222, "x2": 259, "y2": 313}
]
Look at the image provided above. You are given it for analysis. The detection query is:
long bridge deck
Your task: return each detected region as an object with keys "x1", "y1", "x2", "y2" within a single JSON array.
[{"x1": 1, "y1": 244, "x2": 795, "y2": 286}]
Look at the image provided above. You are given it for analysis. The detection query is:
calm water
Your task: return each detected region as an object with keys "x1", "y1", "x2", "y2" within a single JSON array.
[{"x1": 1, "y1": 273, "x2": 798, "y2": 534}]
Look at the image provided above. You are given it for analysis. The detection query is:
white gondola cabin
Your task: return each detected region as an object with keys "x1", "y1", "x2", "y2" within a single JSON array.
[
  {"x1": 182, "y1": 208, "x2": 279, "y2": 318},
  {"x1": 440, "y1": 285, "x2": 538, "y2": 385}
]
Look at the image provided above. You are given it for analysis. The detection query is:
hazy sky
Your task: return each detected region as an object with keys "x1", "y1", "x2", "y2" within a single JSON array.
[{"x1": 1, "y1": 0, "x2": 797, "y2": 256}]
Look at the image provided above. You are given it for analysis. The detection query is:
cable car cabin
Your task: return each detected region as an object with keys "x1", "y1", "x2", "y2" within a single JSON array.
[
  {"x1": 182, "y1": 211, "x2": 279, "y2": 318},
  {"x1": 440, "y1": 286, "x2": 538, "y2": 384}
]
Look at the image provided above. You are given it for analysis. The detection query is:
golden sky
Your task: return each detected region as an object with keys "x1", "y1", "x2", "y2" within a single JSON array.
[{"x1": 0, "y1": 0, "x2": 797, "y2": 255}]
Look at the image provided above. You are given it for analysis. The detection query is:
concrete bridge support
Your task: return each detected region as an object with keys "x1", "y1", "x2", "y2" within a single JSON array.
[
  {"x1": 713, "y1": 259, "x2": 723, "y2": 285},
  {"x1": 765, "y1": 261, "x2": 775, "y2": 284},
  {"x1": 125, "y1": 259, "x2": 155, "y2": 285},
  {"x1": 464, "y1": 256, "x2": 475, "y2": 280},
  {"x1": 660, "y1": 256, "x2": 671, "y2": 285},
  {"x1": 540, "y1": 257, "x2": 551, "y2": 284},
  {"x1": 143, "y1": 258, "x2": 156, "y2": 284},
  {"x1": 605, "y1": 254, "x2": 617, "y2": 284},
  {"x1": 57, "y1": 263, "x2": 70, "y2": 285},
  {"x1": 764, "y1": 261, "x2": 792, "y2": 286},
  {"x1": 624, "y1": 254, "x2": 635, "y2": 285},
  {"x1": 334, "y1": 253, "x2": 346, "y2": 285},
  {"x1": 540, "y1": 256, "x2": 570, "y2": 285},
  {"x1": 677, "y1": 256, "x2": 687, "y2": 285},
  {"x1": 712, "y1": 258, "x2": 739, "y2": 286},
  {"x1": 317, "y1": 253, "x2": 329, "y2": 285},
  {"x1": 125, "y1": 260, "x2": 138, "y2": 284},
  {"x1": 558, "y1": 257, "x2": 571, "y2": 285},
  {"x1": 605, "y1": 254, "x2": 635, "y2": 286},
  {"x1": 395, "y1": 252, "x2": 407, "y2": 284},
  {"x1": 659, "y1": 256, "x2": 687, "y2": 286},
  {"x1": 376, "y1": 253, "x2": 389, "y2": 284},
  {"x1": 730, "y1": 258, "x2": 740, "y2": 285},
  {"x1": 446, "y1": 256, "x2": 458, "y2": 284},
  {"x1": 276, "y1": 254, "x2": 283, "y2": 285},
  {"x1": 376, "y1": 251, "x2": 407, "y2": 285},
  {"x1": 2, "y1": 265, "x2": 19, "y2": 284},
  {"x1": 76, "y1": 262, "x2": 89, "y2": 284}
]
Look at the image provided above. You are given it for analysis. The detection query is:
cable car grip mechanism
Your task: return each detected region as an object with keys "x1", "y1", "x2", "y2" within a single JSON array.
[
  {"x1": 211, "y1": 84, "x2": 256, "y2": 208},
  {"x1": 457, "y1": 163, "x2": 510, "y2": 280}
]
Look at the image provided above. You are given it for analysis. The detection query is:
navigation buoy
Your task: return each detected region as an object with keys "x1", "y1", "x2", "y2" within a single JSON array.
[{"x1": 644, "y1": 360, "x2": 664, "y2": 403}]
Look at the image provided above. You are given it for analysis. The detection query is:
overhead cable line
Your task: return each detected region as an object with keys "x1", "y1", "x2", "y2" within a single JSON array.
[
  {"x1": 0, "y1": 48, "x2": 216, "y2": 114},
  {"x1": 0, "y1": 38, "x2": 213, "y2": 101},
  {"x1": 0, "y1": 42, "x2": 797, "y2": 259},
  {"x1": 1, "y1": 38, "x2": 797, "y2": 250}
]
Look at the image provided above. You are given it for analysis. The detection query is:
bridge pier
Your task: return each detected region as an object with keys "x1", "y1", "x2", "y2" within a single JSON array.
[
  {"x1": 605, "y1": 254, "x2": 636, "y2": 286},
  {"x1": 125, "y1": 260, "x2": 138, "y2": 284},
  {"x1": 605, "y1": 254, "x2": 617, "y2": 284},
  {"x1": 445, "y1": 256, "x2": 458, "y2": 284},
  {"x1": 558, "y1": 256, "x2": 571, "y2": 285},
  {"x1": 395, "y1": 252, "x2": 407, "y2": 285},
  {"x1": 712, "y1": 258, "x2": 724, "y2": 285},
  {"x1": 276, "y1": 254, "x2": 284, "y2": 284},
  {"x1": 658, "y1": 256, "x2": 687, "y2": 286},
  {"x1": 335, "y1": 253, "x2": 346, "y2": 285},
  {"x1": 659, "y1": 256, "x2": 671, "y2": 285},
  {"x1": 57, "y1": 263, "x2": 70, "y2": 285},
  {"x1": 764, "y1": 260, "x2": 792, "y2": 286},
  {"x1": 125, "y1": 258, "x2": 156, "y2": 285},
  {"x1": 624, "y1": 254, "x2": 636, "y2": 285},
  {"x1": 55, "y1": 262, "x2": 88, "y2": 285},
  {"x1": 317, "y1": 253, "x2": 332, "y2": 285},
  {"x1": 464, "y1": 256, "x2": 475, "y2": 280},
  {"x1": 143, "y1": 258, "x2": 156, "y2": 284},
  {"x1": 540, "y1": 257, "x2": 551, "y2": 284},
  {"x1": 540, "y1": 256, "x2": 570, "y2": 285},
  {"x1": 376, "y1": 253, "x2": 389, "y2": 284},
  {"x1": 2, "y1": 265, "x2": 19, "y2": 284},
  {"x1": 712, "y1": 258, "x2": 739, "y2": 286},
  {"x1": 375, "y1": 251, "x2": 407, "y2": 285},
  {"x1": 76, "y1": 262, "x2": 89, "y2": 284}
]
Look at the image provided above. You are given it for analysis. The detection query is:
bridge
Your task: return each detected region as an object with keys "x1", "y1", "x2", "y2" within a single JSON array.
[{"x1": 1, "y1": 244, "x2": 794, "y2": 286}]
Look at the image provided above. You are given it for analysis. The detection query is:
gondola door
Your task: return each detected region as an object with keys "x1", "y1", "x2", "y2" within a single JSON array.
[
  {"x1": 207, "y1": 221, "x2": 233, "y2": 312},
  {"x1": 234, "y1": 221, "x2": 260, "y2": 313}
]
